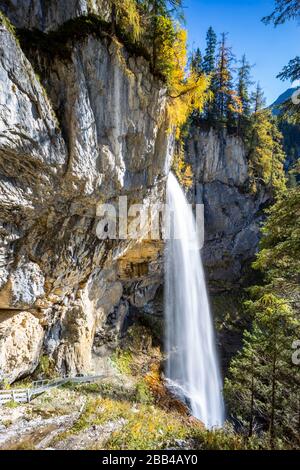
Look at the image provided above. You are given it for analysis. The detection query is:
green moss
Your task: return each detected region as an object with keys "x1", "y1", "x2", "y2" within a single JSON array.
[
  {"x1": 0, "y1": 11, "x2": 18, "y2": 39},
  {"x1": 134, "y1": 380, "x2": 154, "y2": 405},
  {"x1": 33, "y1": 355, "x2": 57, "y2": 379},
  {"x1": 111, "y1": 349, "x2": 134, "y2": 375},
  {"x1": 0, "y1": 378, "x2": 11, "y2": 390},
  {"x1": 52, "y1": 393, "x2": 188, "y2": 450},
  {"x1": 50, "y1": 396, "x2": 133, "y2": 446},
  {"x1": 105, "y1": 404, "x2": 190, "y2": 450},
  {"x1": 13, "y1": 378, "x2": 31, "y2": 389},
  {"x1": 191, "y1": 425, "x2": 269, "y2": 450},
  {"x1": 4, "y1": 400, "x2": 19, "y2": 409}
]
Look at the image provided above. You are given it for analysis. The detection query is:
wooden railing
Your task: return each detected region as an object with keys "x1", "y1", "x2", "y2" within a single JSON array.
[
  {"x1": 0, "y1": 388, "x2": 32, "y2": 405},
  {"x1": 0, "y1": 374, "x2": 108, "y2": 406}
]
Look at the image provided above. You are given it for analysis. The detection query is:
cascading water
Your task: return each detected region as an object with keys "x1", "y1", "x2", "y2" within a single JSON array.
[{"x1": 164, "y1": 172, "x2": 224, "y2": 429}]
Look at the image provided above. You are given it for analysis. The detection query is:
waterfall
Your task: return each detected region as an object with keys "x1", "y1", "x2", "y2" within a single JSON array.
[{"x1": 164, "y1": 172, "x2": 224, "y2": 429}]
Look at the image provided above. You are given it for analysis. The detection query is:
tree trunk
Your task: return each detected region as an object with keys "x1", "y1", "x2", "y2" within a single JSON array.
[
  {"x1": 298, "y1": 394, "x2": 300, "y2": 438},
  {"x1": 270, "y1": 347, "x2": 277, "y2": 448},
  {"x1": 249, "y1": 355, "x2": 255, "y2": 437}
]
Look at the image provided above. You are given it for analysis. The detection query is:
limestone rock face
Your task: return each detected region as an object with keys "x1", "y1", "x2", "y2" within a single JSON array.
[
  {"x1": 0, "y1": 311, "x2": 44, "y2": 382},
  {"x1": 0, "y1": 7, "x2": 170, "y2": 381},
  {"x1": 186, "y1": 128, "x2": 270, "y2": 290},
  {"x1": 0, "y1": 0, "x2": 111, "y2": 32},
  {"x1": 187, "y1": 128, "x2": 249, "y2": 187},
  {"x1": 0, "y1": 1, "x2": 268, "y2": 382}
]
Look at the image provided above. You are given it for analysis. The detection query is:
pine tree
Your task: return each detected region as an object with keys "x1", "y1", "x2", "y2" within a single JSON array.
[
  {"x1": 251, "y1": 82, "x2": 265, "y2": 113},
  {"x1": 225, "y1": 294, "x2": 300, "y2": 447},
  {"x1": 269, "y1": 120, "x2": 288, "y2": 192},
  {"x1": 246, "y1": 84, "x2": 286, "y2": 194},
  {"x1": 228, "y1": 171, "x2": 300, "y2": 448},
  {"x1": 215, "y1": 32, "x2": 232, "y2": 121},
  {"x1": 276, "y1": 59, "x2": 300, "y2": 123},
  {"x1": 212, "y1": 33, "x2": 241, "y2": 127},
  {"x1": 142, "y1": 0, "x2": 184, "y2": 71},
  {"x1": 224, "y1": 325, "x2": 263, "y2": 437},
  {"x1": 227, "y1": 187, "x2": 300, "y2": 448},
  {"x1": 191, "y1": 47, "x2": 203, "y2": 76},
  {"x1": 277, "y1": 56, "x2": 300, "y2": 83},
  {"x1": 203, "y1": 26, "x2": 217, "y2": 74},
  {"x1": 252, "y1": 187, "x2": 300, "y2": 298},
  {"x1": 199, "y1": 27, "x2": 217, "y2": 123},
  {"x1": 262, "y1": 0, "x2": 300, "y2": 26},
  {"x1": 236, "y1": 54, "x2": 253, "y2": 135},
  {"x1": 189, "y1": 48, "x2": 205, "y2": 123}
]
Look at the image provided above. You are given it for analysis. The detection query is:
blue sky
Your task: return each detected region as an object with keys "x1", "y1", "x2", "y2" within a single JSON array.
[{"x1": 183, "y1": 0, "x2": 299, "y2": 105}]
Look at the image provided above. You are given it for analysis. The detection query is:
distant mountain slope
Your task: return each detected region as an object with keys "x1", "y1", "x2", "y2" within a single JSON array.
[
  {"x1": 269, "y1": 89, "x2": 300, "y2": 179},
  {"x1": 270, "y1": 87, "x2": 299, "y2": 115}
]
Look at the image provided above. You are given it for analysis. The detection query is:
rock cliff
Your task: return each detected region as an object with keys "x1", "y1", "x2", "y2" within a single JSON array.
[
  {"x1": 186, "y1": 127, "x2": 270, "y2": 291},
  {"x1": 0, "y1": 2, "x2": 172, "y2": 382},
  {"x1": 0, "y1": 0, "x2": 111, "y2": 31},
  {"x1": 0, "y1": 1, "x2": 270, "y2": 384}
]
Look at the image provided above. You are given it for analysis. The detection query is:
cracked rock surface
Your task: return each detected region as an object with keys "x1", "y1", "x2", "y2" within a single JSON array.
[
  {"x1": 0, "y1": 3, "x2": 171, "y2": 381},
  {"x1": 0, "y1": 1, "x2": 267, "y2": 382},
  {"x1": 186, "y1": 127, "x2": 270, "y2": 290}
]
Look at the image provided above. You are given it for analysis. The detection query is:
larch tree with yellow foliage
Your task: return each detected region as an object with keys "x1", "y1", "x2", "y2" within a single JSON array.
[
  {"x1": 246, "y1": 84, "x2": 286, "y2": 194},
  {"x1": 105, "y1": 1, "x2": 210, "y2": 186},
  {"x1": 108, "y1": 0, "x2": 142, "y2": 40},
  {"x1": 161, "y1": 23, "x2": 209, "y2": 184},
  {"x1": 137, "y1": 1, "x2": 210, "y2": 184},
  {"x1": 138, "y1": 1, "x2": 184, "y2": 71},
  {"x1": 165, "y1": 27, "x2": 209, "y2": 132}
]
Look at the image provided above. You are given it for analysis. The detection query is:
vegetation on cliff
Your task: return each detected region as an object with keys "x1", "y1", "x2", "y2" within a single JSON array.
[
  {"x1": 2, "y1": 324, "x2": 285, "y2": 450},
  {"x1": 264, "y1": 0, "x2": 300, "y2": 185},
  {"x1": 10, "y1": 1, "x2": 210, "y2": 187},
  {"x1": 225, "y1": 293, "x2": 300, "y2": 448},
  {"x1": 189, "y1": 25, "x2": 287, "y2": 195},
  {"x1": 245, "y1": 85, "x2": 286, "y2": 194},
  {"x1": 1, "y1": 0, "x2": 299, "y2": 452},
  {"x1": 224, "y1": 158, "x2": 299, "y2": 448},
  {"x1": 15, "y1": 1, "x2": 209, "y2": 135},
  {"x1": 215, "y1": 1, "x2": 300, "y2": 449}
]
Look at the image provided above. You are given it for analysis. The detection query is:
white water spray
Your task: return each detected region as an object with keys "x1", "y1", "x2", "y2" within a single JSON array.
[{"x1": 164, "y1": 172, "x2": 224, "y2": 429}]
